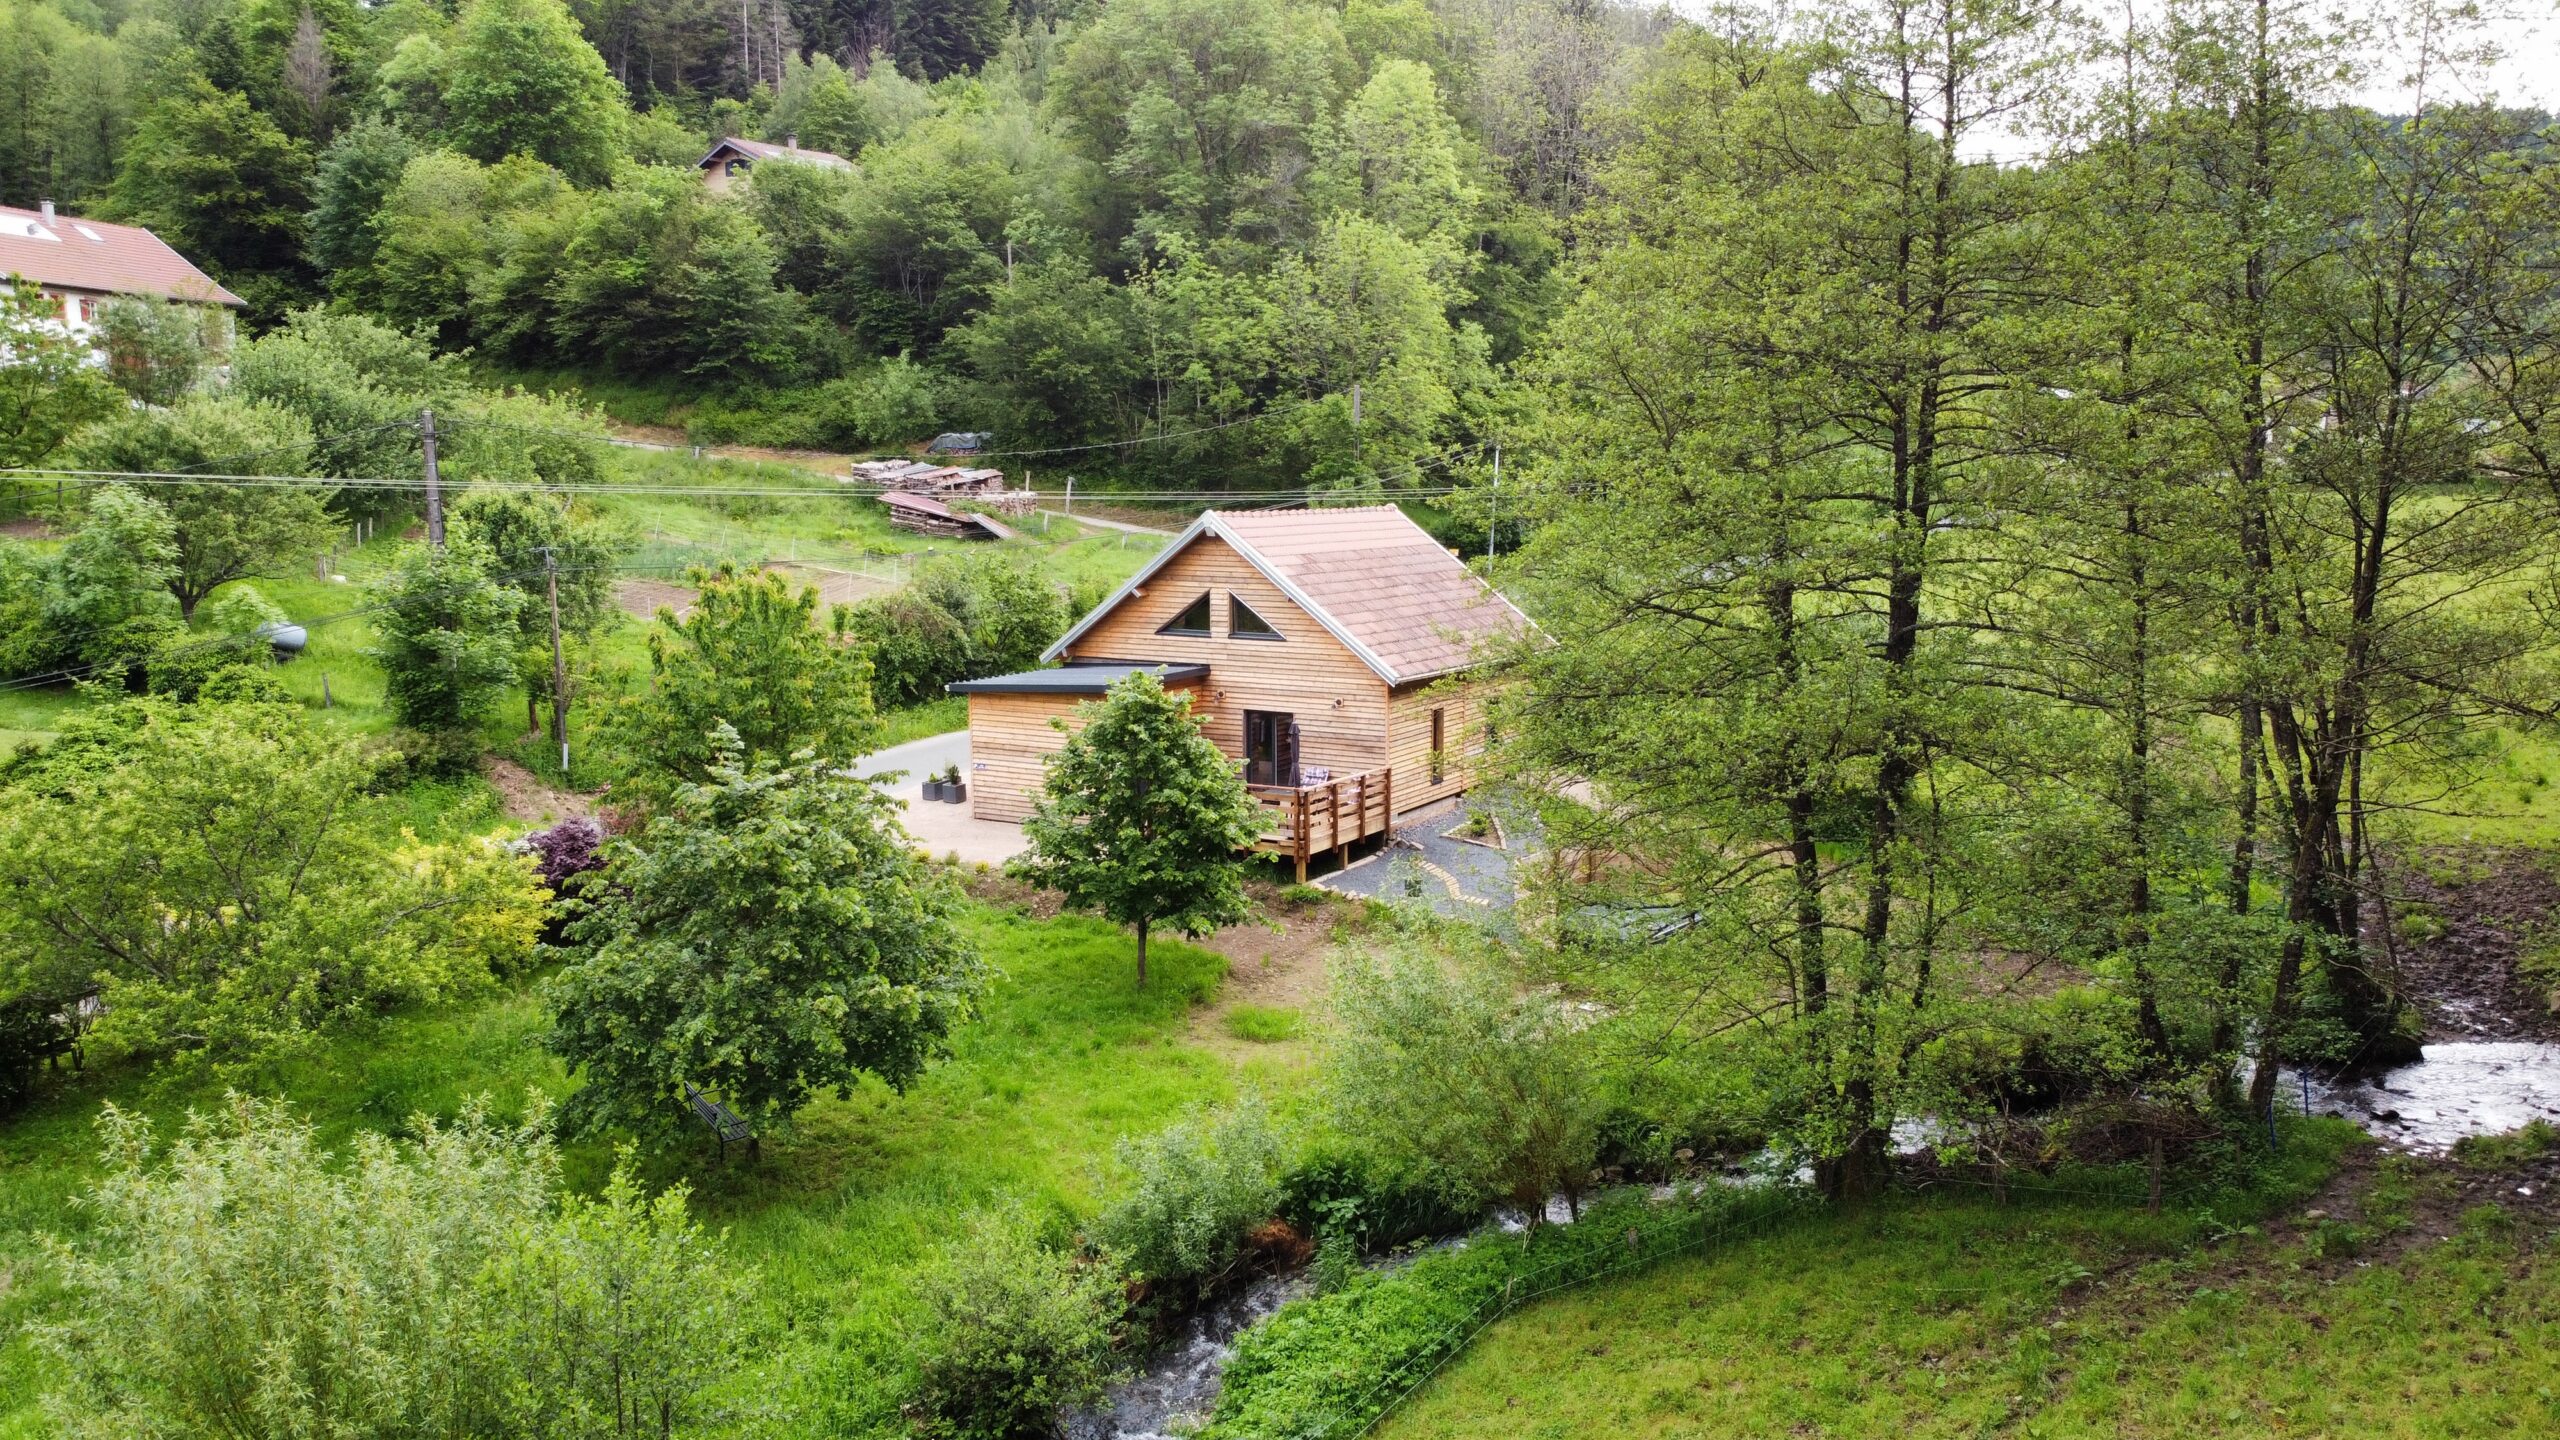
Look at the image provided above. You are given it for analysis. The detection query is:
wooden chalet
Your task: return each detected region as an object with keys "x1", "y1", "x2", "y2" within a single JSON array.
[
  {"x1": 950, "y1": 506, "x2": 1528, "y2": 878},
  {"x1": 878, "y1": 490, "x2": 1016, "y2": 540}
]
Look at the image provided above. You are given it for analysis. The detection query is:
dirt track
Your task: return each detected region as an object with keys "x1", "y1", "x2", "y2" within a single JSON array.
[
  {"x1": 2380, "y1": 846, "x2": 2560, "y2": 1042},
  {"x1": 613, "y1": 577, "x2": 698, "y2": 621}
]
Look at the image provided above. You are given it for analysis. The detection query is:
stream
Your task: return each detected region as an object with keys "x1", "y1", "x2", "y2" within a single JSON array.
[
  {"x1": 1060, "y1": 1270, "x2": 1313, "y2": 1440},
  {"x1": 1062, "y1": 1179, "x2": 1767, "y2": 1439},
  {"x1": 2293, "y1": 1040, "x2": 2560, "y2": 1152}
]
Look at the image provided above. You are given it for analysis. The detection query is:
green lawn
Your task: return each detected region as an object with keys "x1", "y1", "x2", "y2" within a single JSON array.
[
  {"x1": 0, "y1": 452, "x2": 1142, "y2": 781},
  {"x1": 1373, "y1": 1135, "x2": 2560, "y2": 1440},
  {"x1": 2392, "y1": 725, "x2": 2560, "y2": 848},
  {"x1": 0, "y1": 901, "x2": 1279, "y2": 1437}
]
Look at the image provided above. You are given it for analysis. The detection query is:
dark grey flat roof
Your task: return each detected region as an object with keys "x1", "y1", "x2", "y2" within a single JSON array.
[{"x1": 947, "y1": 661, "x2": 1210, "y2": 696}]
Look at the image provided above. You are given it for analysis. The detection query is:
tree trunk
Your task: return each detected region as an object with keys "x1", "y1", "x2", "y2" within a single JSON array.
[
  {"x1": 2123, "y1": 498, "x2": 2169, "y2": 1062},
  {"x1": 1135, "y1": 913, "x2": 1149, "y2": 988}
]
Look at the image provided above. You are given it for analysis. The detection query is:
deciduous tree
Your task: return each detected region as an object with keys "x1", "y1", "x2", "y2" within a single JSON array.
[
  {"x1": 0, "y1": 699, "x2": 543, "y2": 1075},
  {"x1": 442, "y1": 0, "x2": 627, "y2": 187},
  {"x1": 367, "y1": 535, "x2": 526, "y2": 735},
  {"x1": 611, "y1": 563, "x2": 881, "y2": 794},
  {"x1": 65, "y1": 396, "x2": 336, "y2": 620},
  {"x1": 1011, "y1": 671, "x2": 1264, "y2": 985},
  {"x1": 0, "y1": 277, "x2": 118, "y2": 475},
  {"x1": 548, "y1": 736, "x2": 982, "y2": 1144}
]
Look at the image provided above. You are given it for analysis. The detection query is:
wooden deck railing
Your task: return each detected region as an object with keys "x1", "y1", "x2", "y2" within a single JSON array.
[{"x1": 1247, "y1": 768, "x2": 1393, "y2": 882}]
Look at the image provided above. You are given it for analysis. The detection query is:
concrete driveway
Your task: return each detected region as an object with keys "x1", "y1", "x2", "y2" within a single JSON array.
[
  {"x1": 852, "y1": 729, "x2": 970, "y2": 788},
  {"x1": 855, "y1": 729, "x2": 1030, "y2": 867}
]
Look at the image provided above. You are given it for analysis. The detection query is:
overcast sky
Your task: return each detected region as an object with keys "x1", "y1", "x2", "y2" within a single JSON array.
[{"x1": 1665, "y1": 0, "x2": 2557, "y2": 157}]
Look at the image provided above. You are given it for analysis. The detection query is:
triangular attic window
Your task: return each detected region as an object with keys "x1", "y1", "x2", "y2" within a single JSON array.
[
  {"x1": 1229, "y1": 594, "x2": 1283, "y2": 639},
  {"x1": 1158, "y1": 592, "x2": 1213, "y2": 635}
]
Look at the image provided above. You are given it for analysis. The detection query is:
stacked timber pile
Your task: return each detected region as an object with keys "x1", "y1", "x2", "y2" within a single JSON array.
[
  {"x1": 847, "y1": 458, "x2": 1038, "y2": 515},
  {"x1": 877, "y1": 491, "x2": 1017, "y2": 541},
  {"x1": 846, "y1": 459, "x2": 1008, "y2": 494}
]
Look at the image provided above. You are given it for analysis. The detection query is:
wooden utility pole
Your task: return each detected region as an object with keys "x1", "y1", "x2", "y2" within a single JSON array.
[
  {"x1": 541, "y1": 545, "x2": 570, "y2": 776},
  {"x1": 1487, "y1": 440, "x2": 1501, "y2": 577},
  {"x1": 420, "y1": 407, "x2": 445, "y2": 547}
]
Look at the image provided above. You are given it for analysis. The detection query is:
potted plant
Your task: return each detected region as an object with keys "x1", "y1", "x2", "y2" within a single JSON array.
[
  {"x1": 923, "y1": 772, "x2": 947, "y2": 803},
  {"x1": 943, "y1": 764, "x2": 966, "y2": 804}
]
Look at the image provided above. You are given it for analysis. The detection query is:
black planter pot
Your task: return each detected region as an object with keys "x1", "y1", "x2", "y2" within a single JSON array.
[
  {"x1": 947, "y1": 782, "x2": 967, "y2": 804},
  {"x1": 923, "y1": 780, "x2": 947, "y2": 802}
]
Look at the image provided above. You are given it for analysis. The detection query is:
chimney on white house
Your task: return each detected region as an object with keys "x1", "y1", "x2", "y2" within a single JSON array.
[{"x1": 39, "y1": 199, "x2": 55, "y2": 224}]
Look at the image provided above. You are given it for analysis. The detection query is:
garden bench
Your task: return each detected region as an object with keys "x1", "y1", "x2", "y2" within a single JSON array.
[{"x1": 684, "y1": 1082, "x2": 753, "y2": 1157}]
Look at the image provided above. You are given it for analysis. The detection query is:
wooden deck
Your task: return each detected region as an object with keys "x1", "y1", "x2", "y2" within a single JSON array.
[{"x1": 1251, "y1": 768, "x2": 1393, "y2": 882}]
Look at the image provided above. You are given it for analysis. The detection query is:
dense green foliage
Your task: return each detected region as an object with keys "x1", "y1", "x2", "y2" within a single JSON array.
[
  {"x1": 367, "y1": 535, "x2": 525, "y2": 734},
  {"x1": 0, "y1": 279, "x2": 118, "y2": 472},
  {"x1": 1327, "y1": 948, "x2": 1599, "y2": 1224},
  {"x1": 1093, "y1": 1098, "x2": 1283, "y2": 1295},
  {"x1": 0, "y1": 696, "x2": 540, "y2": 1065},
  {"x1": 42, "y1": 1095, "x2": 748, "y2": 1439},
  {"x1": 65, "y1": 397, "x2": 332, "y2": 619},
  {"x1": 610, "y1": 563, "x2": 881, "y2": 794},
  {"x1": 0, "y1": 484, "x2": 180, "y2": 682},
  {"x1": 907, "y1": 1212, "x2": 1127, "y2": 1439},
  {"x1": 847, "y1": 550, "x2": 1068, "y2": 707},
  {"x1": 0, "y1": 698, "x2": 544, "y2": 1077},
  {"x1": 0, "y1": 0, "x2": 1645, "y2": 484},
  {"x1": 1491, "y1": 0, "x2": 2560, "y2": 1199},
  {"x1": 1012, "y1": 671, "x2": 1264, "y2": 985},
  {"x1": 548, "y1": 739, "x2": 982, "y2": 1142}
]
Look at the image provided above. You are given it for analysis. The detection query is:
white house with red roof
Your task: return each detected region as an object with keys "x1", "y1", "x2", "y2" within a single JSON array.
[{"x1": 0, "y1": 201, "x2": 243, "y2": 341}]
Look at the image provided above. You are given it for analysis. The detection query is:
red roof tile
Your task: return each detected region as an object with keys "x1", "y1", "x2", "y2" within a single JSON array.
[
  {"x1": 1218, "y1": 507, "x2": 1527, "y2": 681},
  {"x1": 0, "y1": 205, "x2": 242, "y2": 307},
  {"x1": 1047, "y1": 505, "x2": 1530, "y2": 683}
]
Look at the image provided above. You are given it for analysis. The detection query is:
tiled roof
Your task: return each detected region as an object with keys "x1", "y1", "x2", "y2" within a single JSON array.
[
  {"x1": 1219, "y1": 507, "x2": 1527, "y2": 681},
  {"x1": 1046, "y1": 505, "x2": 1530, "y2": 683},
  {"x1": 0, "y1": 205, "x2": 243, "y2": 307},
  {"x1": 697, "y1": 137, "x2": 855, "y2": 171}
]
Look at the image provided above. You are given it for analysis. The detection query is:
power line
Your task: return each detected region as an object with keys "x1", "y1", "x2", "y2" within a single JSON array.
[
  {"x1": 0, "y1": 560, "x2": 639, "y2": 694},
  {"x1": 2, "y1": 466, "x2": 1479, "y2": 504},
  {"x1": 438, "y1": 411, "x2": 1497, "y2": 490},
  {"x1": 442, "y1": 409, "x2": 1292, "y2": 461}
]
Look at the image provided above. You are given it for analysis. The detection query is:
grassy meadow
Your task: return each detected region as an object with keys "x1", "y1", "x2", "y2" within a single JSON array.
[
  {"x1": 0, "y1": 898, "x2": 1323, "y2": 1437},
  {"x1": 0, "y1": 449, "x2": 1163, "y2": 768},
  {"x1": 1369, "y1": 1128, "x2": 2560, "y2": 1440}
]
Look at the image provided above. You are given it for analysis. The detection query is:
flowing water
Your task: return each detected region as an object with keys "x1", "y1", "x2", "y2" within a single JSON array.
[
  {"x1": 2294, "y1": 1040, "x2": 2560, "y2": 1152},
  {"x1": 1055, "y1": 1042, "x2": 2560, "y2": 1440},
  {"x1": 1061, "y1": 1270, "x2": 1313, "y2": 1440}
]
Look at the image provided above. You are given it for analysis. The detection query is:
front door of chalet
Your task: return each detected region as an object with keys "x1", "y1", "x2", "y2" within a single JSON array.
[{"x1": 1243, "y1": 710, "x2": 1297, "y2": 788}]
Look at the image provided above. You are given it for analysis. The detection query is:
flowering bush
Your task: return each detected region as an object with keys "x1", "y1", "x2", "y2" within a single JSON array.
[{"x1": 524, "y1": 815, "x2": 606, "y2": 894}]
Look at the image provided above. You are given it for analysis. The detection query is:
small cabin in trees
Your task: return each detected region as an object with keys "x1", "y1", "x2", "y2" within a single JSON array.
[
  {"x1": 951, "y1": 506, "x2": 1527, "y2": 877},
  {"x1": 695, "y1": 137, "x2": 854, "y2": 193}
]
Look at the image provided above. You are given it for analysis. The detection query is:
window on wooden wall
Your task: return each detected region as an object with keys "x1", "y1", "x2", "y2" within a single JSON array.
[
  {"x1": 1228, "y1": 594, "x2": 1283, "y2": 640},
  {"x1": 1429, "y1": 707, "x2": 1446, "y2": 783},
  {"x1": 1157, "y1": 592, "x2": 1212, "y2": 635}
]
